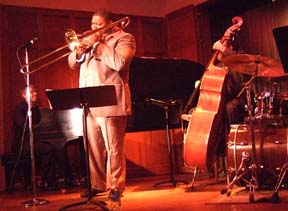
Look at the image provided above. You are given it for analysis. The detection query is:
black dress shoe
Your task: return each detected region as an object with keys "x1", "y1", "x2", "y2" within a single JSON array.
[{"x1": 80, "y1": 188, "x2": 105, "y2": 198}]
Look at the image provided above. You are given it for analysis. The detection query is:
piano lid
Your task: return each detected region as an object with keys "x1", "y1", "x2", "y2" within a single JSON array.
[
  {"x1": 127, "y1": 57, "x2": 204, "y2": 132},
  {"x1": 130, "y1": 57, "x2": 204, "y2": 102}
]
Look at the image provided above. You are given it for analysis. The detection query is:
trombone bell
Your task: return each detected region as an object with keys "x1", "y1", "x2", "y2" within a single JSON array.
[{"x1": 65, "y1": 29, "x2": 80, "y2": 51}]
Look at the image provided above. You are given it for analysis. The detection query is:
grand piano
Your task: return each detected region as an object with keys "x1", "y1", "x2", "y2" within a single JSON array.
[{"x1": 33, "y1": 57, "x2": 205, "y2": 179}]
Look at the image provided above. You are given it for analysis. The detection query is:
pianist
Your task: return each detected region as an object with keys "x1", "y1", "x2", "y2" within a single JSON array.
[{"x1": 11, "y1": 85, "x2": 58, "y2": 191}]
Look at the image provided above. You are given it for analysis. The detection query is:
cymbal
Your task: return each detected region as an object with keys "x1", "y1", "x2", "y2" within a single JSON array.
[
  {"x1": 266, "y1": 73, "x2": 288, "y2": 82},
  {"x1": 222, "y1": 54, "x2": 285, "y2": 77}
]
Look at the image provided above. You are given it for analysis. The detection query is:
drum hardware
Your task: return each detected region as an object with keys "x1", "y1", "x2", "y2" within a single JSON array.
[
  {"x1": 224, "y1": 153, "x2": 260, "y2": 202},
  {"x1": 223, "y1": 54, "x2": 288, "y2": 120},
  {"x1": 221, "y1": 54, "x2": 288, "y2": 201},
  {"x1": 270, "y1": 161, "x2": 288, "y2": 203},
  {"x1": 253, "y1": 91, "x2": 286, "y2": 120},
  {"x1": 222, "y1": 64, "x2": 261, "y2": 201},
  {"x1": 254, "y1": 92, "x2": 271, "y2": 117},
  {"x1": 251, "y1": 160, "x2": 288, "y2": 203},
  {"x1": 237, "y1": 75, "x2": 256, "y2": 118},
  {"x1": 221, "y1": 125, "x2": 260, "y2": 202},
  {"x1": 225, "y1": 123, "x2": 288, "y2": 202}
]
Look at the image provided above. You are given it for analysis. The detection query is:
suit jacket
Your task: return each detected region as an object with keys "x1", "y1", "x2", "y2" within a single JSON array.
[{"x1": 68, "y1": 29, "x2": 136, "y2": 117}]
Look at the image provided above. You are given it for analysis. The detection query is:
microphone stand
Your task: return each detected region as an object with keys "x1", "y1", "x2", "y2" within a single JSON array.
[
  {"x1": 20, "y1": 47, "x2": 49, "y2": 207},
  {"x1": 146, "y1": 98, "x2": 188, "y2": 188}
]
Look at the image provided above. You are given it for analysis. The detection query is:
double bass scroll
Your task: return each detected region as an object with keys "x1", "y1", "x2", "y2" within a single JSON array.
[{"x1": 183, "y1": 16, "x2": 243, "y2": 173}]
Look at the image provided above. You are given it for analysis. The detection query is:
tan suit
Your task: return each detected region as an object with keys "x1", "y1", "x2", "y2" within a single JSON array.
[{"x1": 68, "y1": 29, "x2": 136, "y2": 191}]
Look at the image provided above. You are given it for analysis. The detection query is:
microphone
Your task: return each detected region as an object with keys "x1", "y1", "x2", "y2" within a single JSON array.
[
  {"x1": 145, "y1": 98, "x2": 177, "y2": 108},
  {"x1": 18, "y1": 37, "x2": 39, "y2": 49}
]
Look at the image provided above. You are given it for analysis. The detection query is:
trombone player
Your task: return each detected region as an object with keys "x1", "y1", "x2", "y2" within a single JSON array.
[{"x1": 68, "y1": 8, "x2": 136, "y2": 205}]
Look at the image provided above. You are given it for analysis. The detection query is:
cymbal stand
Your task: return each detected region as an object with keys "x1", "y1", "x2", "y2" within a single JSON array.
[
  {"x1": 19, "y1": 46, "x2": 49, "y2": 207},
  {"x1": 221, "y1": 74, "x2": 259, "y2": 202},
  {"x1": 146, "y1": 98, "x2": 188, "y2": 188},
  {"x1": 270, "y1": 160, "x2": 288, "y2": 203},
  {"x1": 221, "y1": 151, "x2": 251, "y2": 195}
]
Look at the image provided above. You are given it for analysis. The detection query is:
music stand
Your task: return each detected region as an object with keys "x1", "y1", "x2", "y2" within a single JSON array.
[
  {"x1": 273, "y1": 25, "x2": 288, "y2": 73},
  {"x1": 46, "y1": 85, "x2": 117, "y2": 211}
]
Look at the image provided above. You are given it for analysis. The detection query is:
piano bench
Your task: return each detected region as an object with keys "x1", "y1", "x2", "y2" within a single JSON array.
[{"x1": 1, "y1": 152, "x2": 33, "y2": 192}]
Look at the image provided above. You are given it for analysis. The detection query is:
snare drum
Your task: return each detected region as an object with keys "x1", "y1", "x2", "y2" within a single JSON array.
[{"x1": 226, "y1": 124, "x2": 288, "y2": 188}]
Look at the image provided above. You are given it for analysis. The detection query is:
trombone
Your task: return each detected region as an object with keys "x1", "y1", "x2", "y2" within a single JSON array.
[{"x1": 21, "y1": 16, "x2": 130, "y2": 74}]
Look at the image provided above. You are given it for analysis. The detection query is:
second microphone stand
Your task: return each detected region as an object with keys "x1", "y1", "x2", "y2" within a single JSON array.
[{"x1": 146, "y1": 98, "x2": 187, "y2": 188}]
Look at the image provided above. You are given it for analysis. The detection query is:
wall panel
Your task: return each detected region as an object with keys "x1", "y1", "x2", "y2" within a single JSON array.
[
  {"x1": 0, "y1": 5, "x2": 176, "y2": 186},
  {"x1": 166, "y1": 5, "x2": 199, "y2": 61},
  {"x1": 41, "y1": 13, "x2": 71, "y2": 48},
  {"x1": 140, "y1": 17, "x2": 167, "y2": 57},
  {"x1": 0, "y1": 6, "x2": 5, "y2": 191}
]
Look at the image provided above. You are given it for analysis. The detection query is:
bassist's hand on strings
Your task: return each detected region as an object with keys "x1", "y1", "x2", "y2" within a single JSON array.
[
  {"x1": 213, "y1": 40, "x2": 233, "y2": 62},
  {"x1": 213, "y1": 40, "x2": 227, "y2": 52}
]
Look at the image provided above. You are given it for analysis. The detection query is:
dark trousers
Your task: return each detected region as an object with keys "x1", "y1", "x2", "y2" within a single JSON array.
[{"x1": 16, "y1": 141, "x2": 57, "y2": 188}]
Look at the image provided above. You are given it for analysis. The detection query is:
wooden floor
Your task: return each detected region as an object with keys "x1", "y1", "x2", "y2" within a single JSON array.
[{"x1": 0, "y1": 173, "x2": 288, "y2": 211}]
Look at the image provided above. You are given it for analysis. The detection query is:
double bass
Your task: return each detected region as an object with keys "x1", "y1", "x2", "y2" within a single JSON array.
[{"x1": 183, "y1": 16, "x2": 243, "y2": 174}]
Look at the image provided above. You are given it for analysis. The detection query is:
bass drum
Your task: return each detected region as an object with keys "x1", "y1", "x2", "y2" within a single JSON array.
[{"x1": 226, "y1": 123, "x2": 288, "y2": 188}]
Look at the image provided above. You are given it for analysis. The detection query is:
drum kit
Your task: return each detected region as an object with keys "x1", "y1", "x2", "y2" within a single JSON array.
[{"x1": 220, "y1": 54, "x2": 288, "y2": 202}]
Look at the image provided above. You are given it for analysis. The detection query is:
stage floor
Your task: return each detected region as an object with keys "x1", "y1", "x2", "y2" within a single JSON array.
[{"x1": 0, "y1": 173, "x2": 287, "y2": 211}]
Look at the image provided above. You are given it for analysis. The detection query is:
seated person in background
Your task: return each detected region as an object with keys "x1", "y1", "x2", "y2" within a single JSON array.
[
  {"x1": 11, "y1": 85, "x2": 58, "y2": 191},
  {"x1": 212, "y1": 40, "x2": 248, "y2": 156}
]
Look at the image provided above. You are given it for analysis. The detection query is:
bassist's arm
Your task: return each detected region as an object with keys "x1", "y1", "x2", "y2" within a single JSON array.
[{"x1": 213, "y1": 40, "x2": 233, "y2": 63}]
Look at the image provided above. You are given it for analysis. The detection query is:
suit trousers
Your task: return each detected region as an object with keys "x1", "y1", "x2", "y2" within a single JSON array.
[{"x1": 86, "y1": 112, "x2": 127, "y2": 191}]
